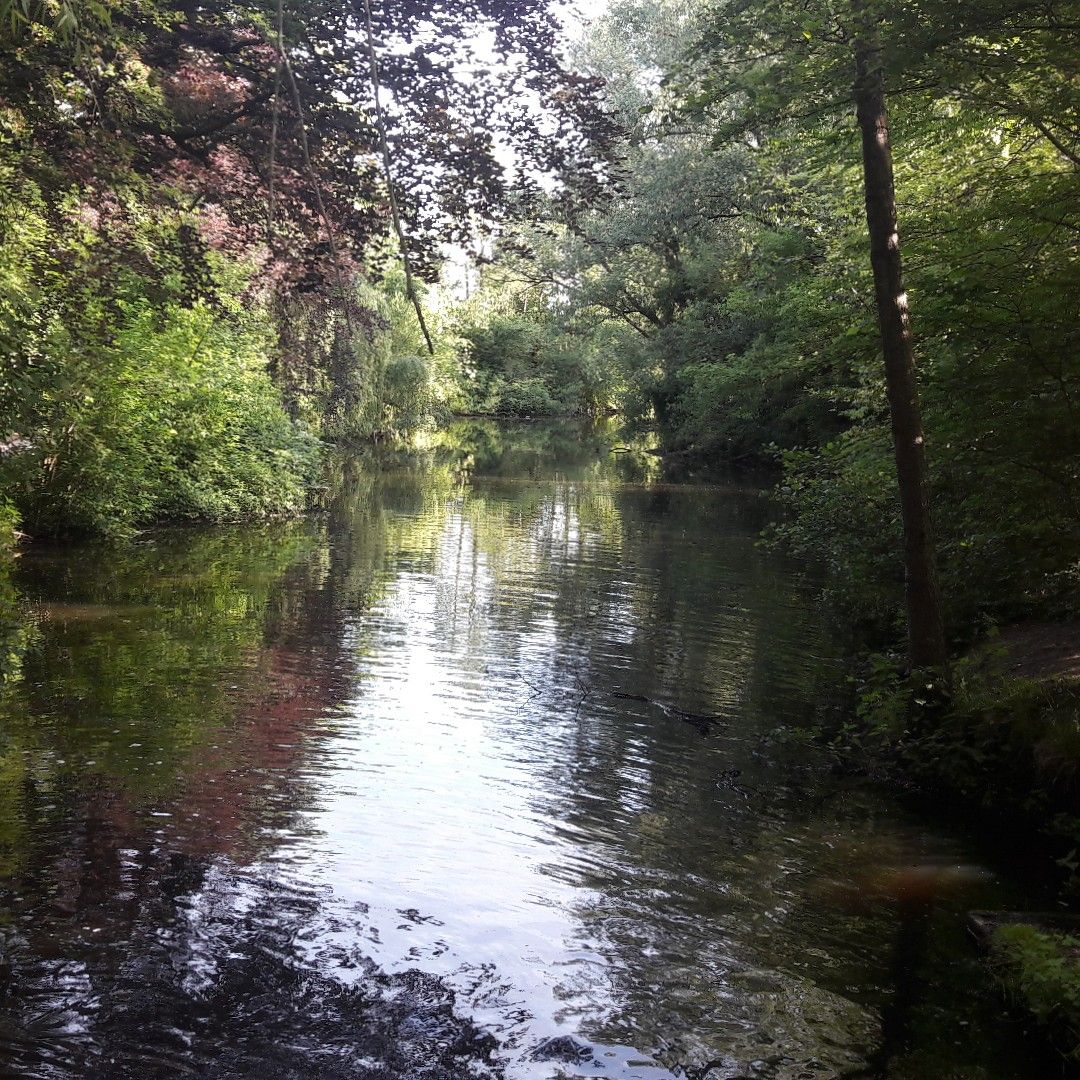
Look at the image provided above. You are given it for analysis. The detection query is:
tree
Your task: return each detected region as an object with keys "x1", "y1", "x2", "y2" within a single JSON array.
[
  {"x1": 851, "y1": 17, "x2": 946, "y2": 669},
  {"x1": 677, "y1": 0, "x2": 1080, "y2": 670},
  {"x1": 0, "y1": 0, "x2": 620, "y2": 319}
]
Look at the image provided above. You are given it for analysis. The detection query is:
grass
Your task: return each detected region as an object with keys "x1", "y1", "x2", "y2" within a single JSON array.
[{"x1": 989, "y1": 923, "x2": 1080, "y2": 1060}]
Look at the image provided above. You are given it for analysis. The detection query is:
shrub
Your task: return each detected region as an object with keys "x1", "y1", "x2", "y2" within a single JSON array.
[
  {"x1": 0, "y1": 179, "x2": 320, "y2": 537},
  {"x1": 493, "y1": 377, "x2": 560, "y2": 417},
  {"x1": 990, "y1": 924, "x2": 1080, "y2": 1060}
]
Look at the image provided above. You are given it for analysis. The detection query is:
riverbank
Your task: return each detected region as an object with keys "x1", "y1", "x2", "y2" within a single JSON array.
[
  {"x1": 839, "y1": 630, "x2": 1080, "y2": 875},
  {"x1": 822, "y1": 628, "x2": 1080, "y2": 1064}
]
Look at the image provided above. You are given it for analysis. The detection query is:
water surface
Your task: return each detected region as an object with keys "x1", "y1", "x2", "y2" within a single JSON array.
[{"x1": 0, "y1": 421, "x2": 1051, "y2": 1078}]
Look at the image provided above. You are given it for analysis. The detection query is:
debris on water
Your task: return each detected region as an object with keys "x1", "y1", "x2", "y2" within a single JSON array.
[
  {"x1": 715, "y1": 768, "x2": 752, "y2": 799},
  {"x1": 610, "y1": 690, "x2": 725, "y2": 733}
]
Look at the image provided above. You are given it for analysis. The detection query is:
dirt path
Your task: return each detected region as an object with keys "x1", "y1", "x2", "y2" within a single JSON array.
[{"x1": 994, "y1": 621, "x2": 1080, "y2": 682}]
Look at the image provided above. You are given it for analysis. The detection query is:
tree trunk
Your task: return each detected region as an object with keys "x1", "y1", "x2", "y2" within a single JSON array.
[{"x1": 853, "y1": 33, "x2": 949, "y2": 672}]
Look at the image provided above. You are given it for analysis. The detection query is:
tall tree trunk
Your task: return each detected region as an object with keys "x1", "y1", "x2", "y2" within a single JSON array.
[{"x1": 854, "y1": 33, "x2": 949, "y2": 672}]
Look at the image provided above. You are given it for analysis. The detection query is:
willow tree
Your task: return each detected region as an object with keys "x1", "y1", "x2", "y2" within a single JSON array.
[{"x1": 683, "y1": 0, "x2": 1080, "y2": 673}]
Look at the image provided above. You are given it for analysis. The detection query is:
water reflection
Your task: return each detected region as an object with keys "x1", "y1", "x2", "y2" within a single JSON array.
[{"x1": 0, "y1": 421, "x2": 1050, "y2": 1078}]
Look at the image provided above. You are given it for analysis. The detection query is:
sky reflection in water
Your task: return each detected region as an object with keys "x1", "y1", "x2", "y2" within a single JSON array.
[{"x1": 0, "y1": 421, "x2": 1048, "y2": 1079}]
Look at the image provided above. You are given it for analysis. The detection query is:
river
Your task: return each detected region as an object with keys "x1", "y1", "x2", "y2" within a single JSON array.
[{"x1": 0, "y1": 421, "x2": 1055, "y2": 1079}]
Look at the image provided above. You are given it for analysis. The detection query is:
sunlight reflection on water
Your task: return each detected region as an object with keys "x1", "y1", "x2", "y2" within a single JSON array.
[{"x1": 0, "y1": 420, "x2": 1047, "y2": 1079}]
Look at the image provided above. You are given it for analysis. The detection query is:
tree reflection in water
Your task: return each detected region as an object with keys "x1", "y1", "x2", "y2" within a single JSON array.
[{"x1": 0, "y1": 421, "x2": 1053, "y2": 1079}]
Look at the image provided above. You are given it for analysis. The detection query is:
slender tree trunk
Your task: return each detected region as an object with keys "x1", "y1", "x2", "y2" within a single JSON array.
[{"x1": 853, "y1": 33, "x2": 949, "y2": 672}]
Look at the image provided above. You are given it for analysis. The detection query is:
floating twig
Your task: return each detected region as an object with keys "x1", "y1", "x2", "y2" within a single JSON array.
[{"x1": 610, "y1": 690, "x2": 725, "y2": 733}]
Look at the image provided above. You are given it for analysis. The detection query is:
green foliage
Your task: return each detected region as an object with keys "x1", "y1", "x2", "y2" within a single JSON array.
[
  {"x1": 839, "y1": 637, "x2": 1080, "y2": 872},
  {"x1": 383, "y1": 353, "x2": 434, "y2": 431},
  {"x1": 0, "y1": 0, "x2": 114, "y2": 47},
  {"x1": 0, "y1": 169, "x2": 451, "y2": 544},
  {"x1": 371, "y1": 276, "x2": 462, "y2": 432},
  {"x1": 990, "y1": 924, "x2": 1080, "y2": 1060},
  {"x1": 0, "y1": 175, "x2": 319, "y2": 537},
  {"x1": 274, "y1": 275, "x2": 452, "y2": 443},
  {"x1": 0, "y1": 500, "x2": 28, "y2": 685},
  {"x1": 453, "y1": 304, "x2": 611, "y2": 417},
  {"x1": 932, "y1": 668, "x2": 1080, "y2": 813},
  {"x1": 0, "y1": 501, "x2": 17, "y2": 554},
  {"x1": 492, "y1": 376, "x2": 559, "y2": 417},
  {"x1": 474, "y1": 0, "x2": 1080, "y2": 647},
  {"x1": 767, "y1": 433, "x2": 903, "y2": 636}
]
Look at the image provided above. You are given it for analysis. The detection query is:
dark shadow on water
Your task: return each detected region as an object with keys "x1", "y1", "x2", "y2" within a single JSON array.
[{"x1": 1, "y1": 865, "x2": 501, "y2": 1079}]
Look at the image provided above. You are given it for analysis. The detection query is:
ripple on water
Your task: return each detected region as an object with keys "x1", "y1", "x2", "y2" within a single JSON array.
[{"x1": 0, "y1": 424, "x2": 1038, "y2": 1078}]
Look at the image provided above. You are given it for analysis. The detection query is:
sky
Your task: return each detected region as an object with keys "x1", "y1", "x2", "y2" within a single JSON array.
[
  {"x1": 558, "y1": 0, "x2": 611, "y2": 40},
  {"x1": 436, "y1": 0, "x2": 612, "y2": 297}
]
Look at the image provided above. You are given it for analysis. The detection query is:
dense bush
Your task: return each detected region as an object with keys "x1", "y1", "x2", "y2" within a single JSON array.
[
  {"x1": 990, "y1": 924, "x2": 1080, "y2": 1059},
  {"x1": 0, "y1": 178, "x2": 320, "y2": 538},
  {"x1": 492, "y1": 377, "x2": 560, "y2": 417},
  {"x1": 454, "y1": 309, "x2": 612, "y2": 417},
  {"x1": 0, "y1": 166, "x2": 451, "y2": 540}
]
